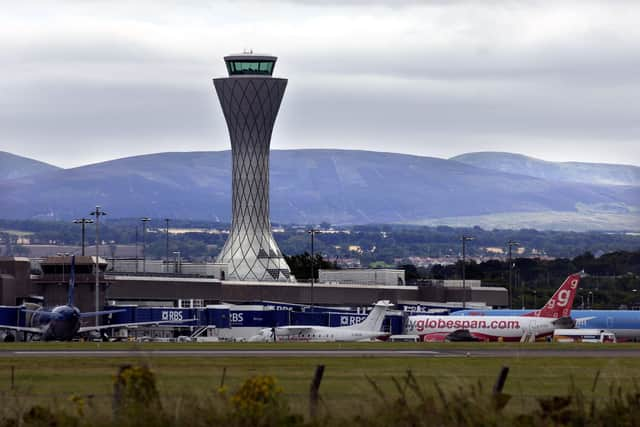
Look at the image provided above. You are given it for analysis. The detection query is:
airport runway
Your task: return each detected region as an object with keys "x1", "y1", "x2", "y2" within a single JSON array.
[{"x1": 1, "y1": 348, "x2": 639, "y2": 358}]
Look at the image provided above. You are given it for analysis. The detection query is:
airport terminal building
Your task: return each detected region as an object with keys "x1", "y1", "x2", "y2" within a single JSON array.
[{"x1": 0, "y1": 256, "x2": 507, "y2": 340}]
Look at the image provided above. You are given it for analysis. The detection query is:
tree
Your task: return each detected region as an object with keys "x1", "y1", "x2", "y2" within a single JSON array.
[
  {"x1": 398, "y1": 264, "x2": 420, "y2": 284},
  {"x1": 284, "y1": 252, "x2": 337, "y2": 281}
]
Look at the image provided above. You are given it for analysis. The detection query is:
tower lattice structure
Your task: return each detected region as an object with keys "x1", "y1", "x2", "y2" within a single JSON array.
[{"x1": 214, "y1": 54, "x2": 292, "y2": 281}]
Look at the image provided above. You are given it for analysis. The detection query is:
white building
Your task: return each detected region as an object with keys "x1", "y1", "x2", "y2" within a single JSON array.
[
  {"x1": 318, "y1": 269, "x2": 406, "y2": 286},
  {"x1": 110, "y1": 259, "x2": 227, "y2": 279}
]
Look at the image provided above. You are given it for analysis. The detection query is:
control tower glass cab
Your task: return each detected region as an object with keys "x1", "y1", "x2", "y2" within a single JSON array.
[
  {"x1": 224, "y1": 54, "x2": 277, "y2": 76},
  {"x1": 213, "y1": 53, "x2": 292, "y2": 282}
]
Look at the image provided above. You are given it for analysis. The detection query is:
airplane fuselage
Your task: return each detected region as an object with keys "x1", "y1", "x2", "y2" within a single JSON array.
[
  {"x1": 405, "y1": 315, "x2": 557, "y2": 342},
  {"x1": 278, "y1": 326, "x2": 382, "y2": 342},
  {"x1": 455, "y1": 309, "x2": 640, "y2": 341},
  {"x1": 252, "y1": 326, "x2": 384, "y2": 342}
]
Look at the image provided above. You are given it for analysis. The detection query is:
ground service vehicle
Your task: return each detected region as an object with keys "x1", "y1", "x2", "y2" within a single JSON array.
[{"x1": 553, "y1": 328, "x2": 616, "y2": 343}]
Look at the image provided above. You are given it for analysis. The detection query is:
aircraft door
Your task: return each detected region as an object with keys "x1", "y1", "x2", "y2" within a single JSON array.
[{"x1": 607, "y1": 317, "x2": 614, "y2": 329}]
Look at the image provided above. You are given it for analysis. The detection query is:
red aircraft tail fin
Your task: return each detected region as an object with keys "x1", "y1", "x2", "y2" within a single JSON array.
[{"x1": 523, "y1": 273, "x2": 582, "y2": 318}]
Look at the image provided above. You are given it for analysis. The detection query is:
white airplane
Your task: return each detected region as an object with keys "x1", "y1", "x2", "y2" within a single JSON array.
[
  {"x1": 405, "y1": 273, "x2": 582, "y2": 342},
  {"x1": 248, "y1": 300, "x2": 393, "y2": 342}
]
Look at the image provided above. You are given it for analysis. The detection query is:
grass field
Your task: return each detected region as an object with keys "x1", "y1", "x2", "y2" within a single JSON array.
[
  {"x1": 1, "y1": 340, "x2": 637, "y2": 351},
  {"x1": 1, "y1": 342, "x2": 639, "y2": 418}
]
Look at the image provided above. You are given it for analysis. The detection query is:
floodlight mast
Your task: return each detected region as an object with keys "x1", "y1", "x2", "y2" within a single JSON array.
[
  {"x1": 73, "y1": 218, "x2": 93, "y2": 256},
  {"x1": 140, "y1": 217, "x2": 151, "y2": 273},
  {"x1": 90, "y1": 206, "x2": 106, "y2": 325},
  {"x1": 507, "y1": 240, "x2": 520, "y2": 309},
  {"x1": 461, "y1": 235, "x2": 474, "y2": 309},
  {"x1": 308, "y1": 228, "x2": 323, "y2": 308}
]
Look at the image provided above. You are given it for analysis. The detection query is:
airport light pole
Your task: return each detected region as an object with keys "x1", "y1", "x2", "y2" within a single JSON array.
[
  {"x1": 164, "y1": 218, "x2": 170, "y2": 274},
  {"x1": 520, "y1": 270, "x2": 526, "y2": 309},
  {"x1": 308, "y1": 228, "x2": 321, "y2": 309},
  {"x1": 73, "y1": 218, "x2": 93, "y2": 256},
  {"x1": 140, "y1": 217, "x2": 151, "y2": 273},
  {"x1": 56, "y1": 252, "x2": 70, "y2": 285},
  {"x1": 134, "y1": 226, "x2": 139, "y2": 273},
  {"x1": 507, "y1": 240, "x2": 520, "y2": 309},
  {"x1": 461, "y1": 235, "x2": 474, "y2": 309},
  {"x1": 90, "y1": 206, "x2": 107, "y2": 325},
  {"x1": 173, "y1": 251, "x2": 181, "y2": 274}
]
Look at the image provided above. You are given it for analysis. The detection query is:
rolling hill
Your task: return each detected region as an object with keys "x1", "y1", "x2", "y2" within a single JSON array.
[
  {"x1": 0, "y1": 151, "x2": 61, "y2": 180},
  {"x1": 0, "y1": 149, "x2": 638, "y2": 231},
  {"x1": 451, "y1": 152, "x2": 640, "y2": 186}
]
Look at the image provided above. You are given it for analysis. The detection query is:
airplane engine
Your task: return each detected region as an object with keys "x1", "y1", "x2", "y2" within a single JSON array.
[{"x1": 552, "y1": 317, "x2": 576, "y2": 329}]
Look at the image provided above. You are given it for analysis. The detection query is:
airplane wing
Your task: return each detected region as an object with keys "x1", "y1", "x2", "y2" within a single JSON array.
[
  {"x1": 274, "y1": 326, "x2": 314, "y2": 335},
  {"x1": 77, "y1": 318, "x2": 197, "y2": 333},
  {"x1": 79, "y1": 309, "x2": 126, "y2": 318},
  {"x1": 444, "y1": 329, "x2": 484, "y2": 342},
  {"x1": 0, "y1": 324, "x2": 42, "y2": 334},
  {"x1": 420, "y1": 332, "x2": 450, "y2": 342},
  {"x1": 552, "y1": 317, "x2": 576, "y2": 329},
  {"x1": 573, "y1": 316, "x2": 596, "y2": 328},
  {"x1": 421, "y1": 330, "x2": 489, "y2": 342},
  {"x1": 21, "y1": 309, "x2": 57, "y2": 320}
]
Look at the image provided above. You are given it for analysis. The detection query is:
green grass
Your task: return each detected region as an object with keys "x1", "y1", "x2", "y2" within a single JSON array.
[
  {"x1": 2, "y1": 341, "x2": 640, "y2": 351},
  {"x1": 1, "y1": 345, "x2": 639, "y2": 416}
]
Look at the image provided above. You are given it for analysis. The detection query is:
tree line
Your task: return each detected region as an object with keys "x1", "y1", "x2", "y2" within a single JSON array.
[
  {"x1": 400, "y1": 250, "x2": 640, "y2": 309},
  {"x1": 1, "y1": 219, "x2": 638, "y2": 261}
]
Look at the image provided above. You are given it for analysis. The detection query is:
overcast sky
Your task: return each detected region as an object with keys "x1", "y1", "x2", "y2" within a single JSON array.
[{"x1": 2, "y1": 0, "x2": 639, "y2": 168}]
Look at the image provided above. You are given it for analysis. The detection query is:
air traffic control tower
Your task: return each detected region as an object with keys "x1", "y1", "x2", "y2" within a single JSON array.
[{"x1": 213, "y1": 53, "x2": 292, "y2": 281}]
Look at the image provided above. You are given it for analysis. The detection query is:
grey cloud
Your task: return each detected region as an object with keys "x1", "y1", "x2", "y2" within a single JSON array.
[
  {"x1": 0, "y1": 78, "x2": 229, "y2": 167},
  {"x1": 281, "y1": 42, "x2": 640, "y2": 85},
  {"x1": 280, "y1": 76, "x2": 640, "y2": 139},
  {"x1": 1, "y1": 0, "x2": 639, "y2": 168}
]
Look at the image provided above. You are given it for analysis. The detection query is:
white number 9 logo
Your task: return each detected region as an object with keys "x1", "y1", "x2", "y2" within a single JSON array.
[{"x1": 556, "y1": 290, "x2": 570, "y2": 307}]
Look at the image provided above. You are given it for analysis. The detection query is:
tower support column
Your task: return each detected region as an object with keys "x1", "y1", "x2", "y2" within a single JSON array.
[{"x1": 214, "y1": 54, "x2": 292, "y2": 282}]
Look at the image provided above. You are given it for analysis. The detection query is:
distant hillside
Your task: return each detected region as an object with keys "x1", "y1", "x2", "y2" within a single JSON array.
[
  {"x1": 0, "y1": 151, "x2": 61, "y2": 180},
  {"x1": 0, "y1": 149, "x2": 638, "y2": 231},
  {"x1": 450, "y1": 152, "x2": 640, "y2": 186}
]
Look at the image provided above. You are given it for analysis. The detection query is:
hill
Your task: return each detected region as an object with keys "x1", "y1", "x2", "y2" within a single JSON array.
[
  {"x1": 0, "y1": 151, "x2": 61, "y2": 180},
  {"x1": 0, "y1": 149, "x2": 638, "y2": 230},
  {"x1": 450, "y1": 152, "x2": 640, "y2": 186}
]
